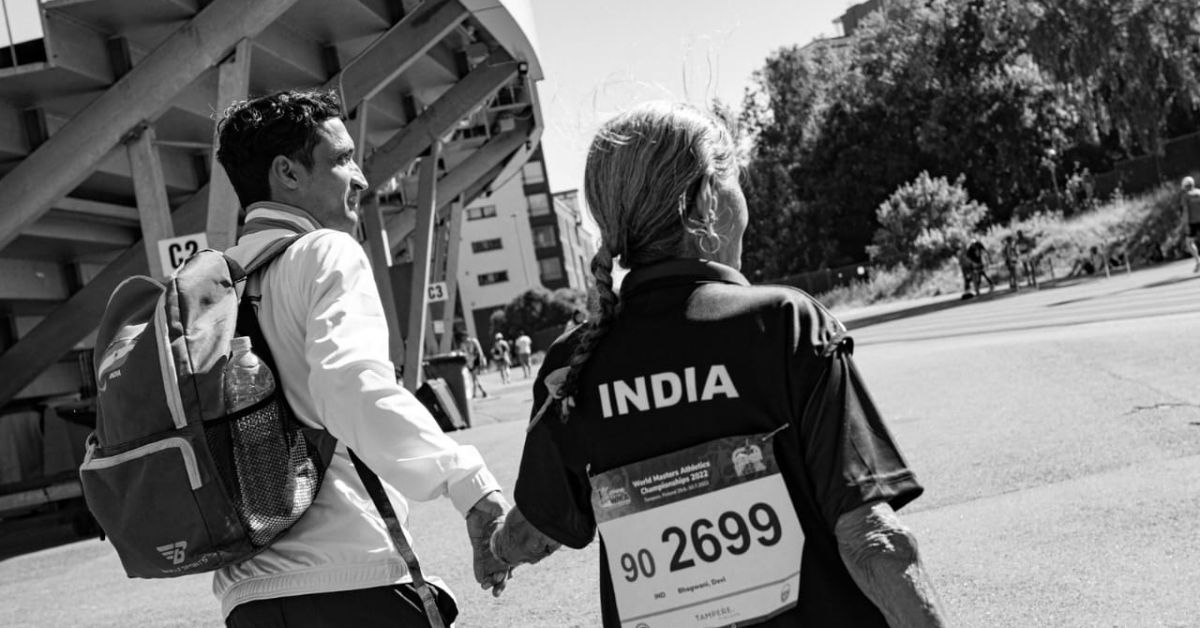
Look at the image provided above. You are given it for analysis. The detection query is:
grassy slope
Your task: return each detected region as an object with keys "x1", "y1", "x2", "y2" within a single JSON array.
[{"x1": 817, "y1": 179, "x2": 1192, "y2": 310}]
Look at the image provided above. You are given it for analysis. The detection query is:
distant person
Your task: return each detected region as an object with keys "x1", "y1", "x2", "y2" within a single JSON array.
[
  {"x1": 965, "y1": 239, "x2": 994, "y2": 294},
  {"x1": 490, "y1": 101, "x2": 946, "y2": 627},
  {"x1": 1068, "y1": 245, "x2": 1103, "y2": 277},
  {"x1": 1180, "y1": 176, "x2": 1200, "y2": 272},
  {"x1": 1002, "y1": 235, "x2": 1020, "y2": 290},
  {"x1": 491, "y1": 333, "x2": 511, "y2": 385},
  {"x1": 454, "y1": 329, "x2": 488, "y2": 398},
  {"x1": 513, "y1": 331, "x2": 533, "y2": 378},
  {"x1": 1016, "y1": 230, "x2": 1038, "y2": 288},
  {"x1": 955, "y1": 243, "x2": 976, "y2": 299}
]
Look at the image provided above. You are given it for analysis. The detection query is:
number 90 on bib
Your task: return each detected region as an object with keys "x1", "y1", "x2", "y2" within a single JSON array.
[{"x1": 591, "y1": 431, "x2": 804, "y2": 628}]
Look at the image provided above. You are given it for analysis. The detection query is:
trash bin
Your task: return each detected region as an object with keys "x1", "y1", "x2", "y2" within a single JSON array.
[
  {"x1": 415, "y1": 379, "x2": 468, "y2": 432},
  {"x1": 422, "y1": 352, "x2": 473, "y2": 429}
]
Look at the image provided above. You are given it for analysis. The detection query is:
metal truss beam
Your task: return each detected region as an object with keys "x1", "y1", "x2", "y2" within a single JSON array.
[
  {"x1": 0, "y1": 0, "x2": 301, "y2": 252},
  {"x1": 363, "y1": 50, "x2": 518, "y2": 189}
]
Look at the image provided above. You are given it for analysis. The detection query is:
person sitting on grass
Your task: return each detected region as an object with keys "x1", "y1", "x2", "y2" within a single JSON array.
[{"x1": 1069, "y1": 246, "x2": 1103, "y2": 277}]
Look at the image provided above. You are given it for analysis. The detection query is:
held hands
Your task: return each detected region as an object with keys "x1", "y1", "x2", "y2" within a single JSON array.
[
  {"x1": 489, "y1": 506, "x2": 562, "y2": 568},
  {"x1": 466, "y1": 491, "x2": 513, "y2": 597}
]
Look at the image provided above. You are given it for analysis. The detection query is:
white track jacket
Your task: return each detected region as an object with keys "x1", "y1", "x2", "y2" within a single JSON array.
[{"x1": 214, "y1": 203, "x2": 499, "y2": 617}]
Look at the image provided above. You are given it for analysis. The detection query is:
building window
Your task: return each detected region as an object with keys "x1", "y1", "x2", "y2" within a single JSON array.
[
  {"x1": 471, "y1": 238, "x2": 503, "y2": 253},
  {"x1": 528, "y1": 194, "x2": 550, "y2": 216},
  {"x1": 539, "y1": 257, "x2": 564, "y2": 281},
  {"x1": 478, "y1": 271, "x2": 509, "y2": 286},
  {"x1": 522, "y1": 161, "x2": 545, "y2": 184},
  {"x1": 532, "y1": 224, "x2": 557, "y2": 249},
  {"x1": 467, "y1": 205, "x2": 497, "y2": 221}
]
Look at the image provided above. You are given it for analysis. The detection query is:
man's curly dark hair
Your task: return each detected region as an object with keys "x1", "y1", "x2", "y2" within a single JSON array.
[{"x1": 215, "y1": 89, "x2": 343, "y2": 208}]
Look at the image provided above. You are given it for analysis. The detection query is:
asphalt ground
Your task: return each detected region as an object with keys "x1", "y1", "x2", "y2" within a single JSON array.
[{"x1": 2, "y1": 260, "x2": 1198, "y2": 627}]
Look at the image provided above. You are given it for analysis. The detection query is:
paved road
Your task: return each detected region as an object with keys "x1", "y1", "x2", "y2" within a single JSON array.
[
  {"x1": 840, "y1": 261, "x2": 1200, "y2": 627},
  {"x1": 1, "y1": 261, "x2": 1197, "y2": 627}
]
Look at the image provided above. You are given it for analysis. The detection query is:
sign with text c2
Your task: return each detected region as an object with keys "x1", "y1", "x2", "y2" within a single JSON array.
[{"x1": 157, "y1": 233, "x2": 209, "y2": 277}]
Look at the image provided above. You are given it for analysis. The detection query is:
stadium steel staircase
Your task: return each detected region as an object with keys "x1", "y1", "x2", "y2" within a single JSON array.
[{"x1": 0, "y1": 0, "x2": 545, "y2": 542}]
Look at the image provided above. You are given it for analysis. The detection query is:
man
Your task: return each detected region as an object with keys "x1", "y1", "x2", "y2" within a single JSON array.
[
  {"x1": 214, "y1": 90, "x2": 511, "y2": 627},
  {"x1": 513, "y1": 331, "x2": 533, "y2": 379},
  {"x1": 1180, "y1": 176, "x2": 1200, "y2": 273},
  {"x1": 954, "y1": 243, "x2": 976, "y2": 299},
  {"x1": 964, "y1": 239, "x2": 994, "y2": 294},
  {"x1": 1015, "y1": 230, "x2": 1038, "y2": 288},
  {"x1": 454, "y1": 328, "x2": 488, "y2": 398},
  {"x1": 492, "y1": 333, "x2": 512, "y2": 385},
  {"x1": 1002, "y1": 235, "x2": 1020, "y2": 290}
]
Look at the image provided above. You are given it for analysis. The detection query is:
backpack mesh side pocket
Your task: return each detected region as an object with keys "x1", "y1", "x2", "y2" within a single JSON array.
[{"x1": 204, "y1": 393, "x2": 325, "y2": 547}]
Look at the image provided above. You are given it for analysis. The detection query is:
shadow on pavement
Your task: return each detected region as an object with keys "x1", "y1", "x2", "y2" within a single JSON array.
[
  {"x1": 1138, "y1": 273, "x2": 1200, "y2": 290},
  {"x1": 1048, "y1": 269, "x2": 1199, "y2": 307},
  {"x1": 844, "y1": 288, "x2": 1018, "y2": 330}
]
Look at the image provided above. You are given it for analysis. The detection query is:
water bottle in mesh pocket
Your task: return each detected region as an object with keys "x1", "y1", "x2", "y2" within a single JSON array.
[{"x1": 205, "y1": 392, "x2": 326, "y2": 547}]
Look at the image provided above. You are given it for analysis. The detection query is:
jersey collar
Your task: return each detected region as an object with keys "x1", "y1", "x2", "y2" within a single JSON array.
[
  {"x1": 243, "y1": 201, "x2": 322, "y2": 235},
  {"x1": 620, "y1": 258, "x2": 749, "y2": 298}
]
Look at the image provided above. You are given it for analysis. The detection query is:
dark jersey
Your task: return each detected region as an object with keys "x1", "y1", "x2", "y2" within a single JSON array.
[
  {"x1": 514, "y1": 259, "x2": 923, "y2": 627},
  {"x1": 965, "y1": 241, "x2": 986, "y2": 265}
]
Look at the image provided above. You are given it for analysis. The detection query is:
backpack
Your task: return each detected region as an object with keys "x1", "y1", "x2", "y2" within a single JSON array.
[
  {"x1": 80, "y1": 227, "x2": 452, "y2": 626},
  {"x1": 79, "y1": 236, "x2": 336, "y2": 578}
]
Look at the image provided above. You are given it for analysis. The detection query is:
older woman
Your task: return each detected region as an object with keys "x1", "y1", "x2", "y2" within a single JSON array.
[{"x1": 492, "y1": 102, "x2": 945, "y2": 627}]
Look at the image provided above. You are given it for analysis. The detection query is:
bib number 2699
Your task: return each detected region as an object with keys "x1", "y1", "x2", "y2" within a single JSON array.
[{"x1": 620, "y1": 502, "x2": 781, "y2": 582}]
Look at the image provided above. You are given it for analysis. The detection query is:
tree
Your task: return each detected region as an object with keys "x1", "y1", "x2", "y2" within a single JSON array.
[
  {"x1": 739, "y1": 0, "x2": 1081, "y2": 276},
  {"x1": 490, "y1": 286, "x2": 586, "y2": 339},
  {"x1": 1026, "y1": 0, "x2": 1200, "y2": 160},
  {"x1": 739, "y1": 44, "x2": 852, "y2": 278},
  {"x1": 869, "y1": 172, "x2": 988, "y2": 270}
]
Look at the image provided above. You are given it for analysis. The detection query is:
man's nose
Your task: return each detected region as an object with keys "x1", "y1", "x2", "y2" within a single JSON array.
[{"x1": 351, "y1": 161, "x2": 367, "y2": 190}]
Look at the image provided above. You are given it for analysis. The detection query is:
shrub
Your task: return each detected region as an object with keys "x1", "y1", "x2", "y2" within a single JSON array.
[
  {"x1": 817, "y1": 177, "x2": 1194, "y2": 312},
  {"x1": 490, "y1": 286, "x2": 587, "y2": 339},
  {"x1": 869, "y1": 172, "x2": 988, "y2": 270},
  {"x1": 817, "y1": 260, "x2": 964, "y2": 311}
]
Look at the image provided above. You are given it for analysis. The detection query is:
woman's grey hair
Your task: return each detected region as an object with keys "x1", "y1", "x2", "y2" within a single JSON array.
[{"x1": 558, "y1": 101, "x2": 737, "y2": 409}]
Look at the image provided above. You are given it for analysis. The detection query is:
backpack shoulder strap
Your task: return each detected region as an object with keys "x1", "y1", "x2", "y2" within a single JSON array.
[{"x1": 348, "y1": 450, "x2": 447, "y2": 628}]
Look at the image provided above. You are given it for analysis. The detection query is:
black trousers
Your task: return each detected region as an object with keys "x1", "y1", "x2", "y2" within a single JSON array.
[{"x1": 225, "y1": 583, "x2": 459, "y2": 627}]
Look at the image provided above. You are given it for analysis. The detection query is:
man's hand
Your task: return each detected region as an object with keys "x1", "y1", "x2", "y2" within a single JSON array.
[
  {"x1": 466, "y1": 491, "x2": 513, "y2": 597},
  {"x1": 490, "y1": 506, "x2": 562, "y2": 567}
]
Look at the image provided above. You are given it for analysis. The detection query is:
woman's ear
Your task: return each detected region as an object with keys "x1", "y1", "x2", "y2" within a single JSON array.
[{"x1": 692, "y1": 175, "x2": 718, "y2": 223}]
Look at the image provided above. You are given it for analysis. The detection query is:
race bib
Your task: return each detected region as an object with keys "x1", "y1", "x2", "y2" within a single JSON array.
[{"x1": 591, "y1": 430, "x2": 804, "y2": 628}]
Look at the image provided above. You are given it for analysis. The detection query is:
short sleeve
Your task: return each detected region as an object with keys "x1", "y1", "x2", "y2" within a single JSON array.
[
  {"x1": 798, "y1": 343, "x2": 924, "y2": 532},
  {"x1": 512, "y1": 344, "x2": 597, "y2": 549}
]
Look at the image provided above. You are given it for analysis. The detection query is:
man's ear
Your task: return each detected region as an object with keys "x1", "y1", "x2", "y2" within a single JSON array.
[{"x1": 269, "y1": 154, "x2": 303, "y2": 191}]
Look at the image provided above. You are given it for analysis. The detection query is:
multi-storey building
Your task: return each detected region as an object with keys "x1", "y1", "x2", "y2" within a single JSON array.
[
  {"x1": 455, "y1": 148, "x2": 598, "y2": 346},
  {"x1": 553, "y1": 189, "x2": 598, "y2": 292},
  {"x1": 0, "y1": 0, "x2": 547, "y2": 552}
]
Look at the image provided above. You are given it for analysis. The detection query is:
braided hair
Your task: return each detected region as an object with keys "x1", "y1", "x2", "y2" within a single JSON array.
[{"x1": 557, "y1": 102, "x2": 737, "y2": 416}]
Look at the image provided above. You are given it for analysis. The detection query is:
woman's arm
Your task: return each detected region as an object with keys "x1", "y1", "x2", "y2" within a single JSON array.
[
  {"x1": 490, "y1": 505, "x2": 563, "y2": 566},
  {"x1": 836, "y1": 501, "x2": 947, "y2": 628}
]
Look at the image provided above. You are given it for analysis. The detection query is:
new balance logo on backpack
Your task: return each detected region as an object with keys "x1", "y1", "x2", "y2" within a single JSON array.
[
  {"x1": 78, "y1": 228, "x2": 336, "y2": 579},
  {"x1": 156, "y1": 541, "x2": 187, "y2": 565}
]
